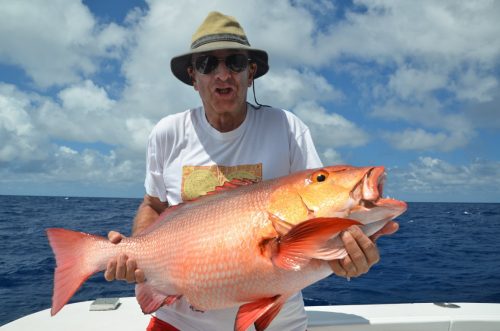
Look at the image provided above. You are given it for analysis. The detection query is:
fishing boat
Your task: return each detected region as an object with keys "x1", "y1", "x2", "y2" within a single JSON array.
[{"x1": 2, "y1": 297, "x2": 500, "y2": 330}]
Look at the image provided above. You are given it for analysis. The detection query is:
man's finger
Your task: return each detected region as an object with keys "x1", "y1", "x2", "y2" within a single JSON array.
[
  {"x1": 135, "y1": 269, "x2": 146, "y2": 283},
  {"x1": 104, "y1": 259, "x2": 117, "y2": 281},
  {"x1": 340, "y1": 229, "x2": 366, "y2": 276},
  {"x1": 340, "y1": 253, "x2": 358, "y2": 277},
  {"x1": 346, "y1": 228, "x2": 371, "y2": 274},
  {"x1": 116, "y1": 254, "x2": 128, "y2": 280},
  {"x1": 328, "y1": 259, "x2": 347, "y2": 278},
  {"x1": 126, "y1": 259, "x2": 137, "y2": 283},
  {"x1": 348, "y1": 226, "x2": 380, "y2": 268},
  {"x1": 108, "y1": 231, "x2": 124, "y2": 244}
]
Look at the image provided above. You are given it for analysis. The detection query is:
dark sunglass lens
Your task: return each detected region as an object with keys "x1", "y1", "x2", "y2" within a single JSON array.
[
  {"x1": 226, "y1": 54, "x2": 248, "y2": 72},
  {"x1": 194, "y1": 54, "x2": 248, "y2": 74},
  {"x1": 195, "y1": 55, "x2": 218, "y2": 74}
]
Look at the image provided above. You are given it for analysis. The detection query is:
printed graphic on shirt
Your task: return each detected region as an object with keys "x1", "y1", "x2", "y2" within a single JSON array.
[{"x1": 181, "y1": 164, "x2": 262, "y2": 201}]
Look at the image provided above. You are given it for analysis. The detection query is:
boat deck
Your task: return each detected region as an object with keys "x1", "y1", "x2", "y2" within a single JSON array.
[{"x1": 2, "y1": 297, "x2": 500, "y2": 330}]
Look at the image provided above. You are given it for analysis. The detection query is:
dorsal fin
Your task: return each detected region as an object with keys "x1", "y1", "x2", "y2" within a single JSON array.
[{"x1": 204, "y1": 178, "x2": 258, "y2": 196}]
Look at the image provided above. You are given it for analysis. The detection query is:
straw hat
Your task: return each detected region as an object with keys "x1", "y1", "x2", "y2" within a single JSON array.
[{"x1": 170, "y1": 11, "x2": 269, "y2": 85}]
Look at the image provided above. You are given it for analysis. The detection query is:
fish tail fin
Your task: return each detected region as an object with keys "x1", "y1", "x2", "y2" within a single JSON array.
[{"x1": 46, "y1": 228, "x2": 109, "y2": 316}]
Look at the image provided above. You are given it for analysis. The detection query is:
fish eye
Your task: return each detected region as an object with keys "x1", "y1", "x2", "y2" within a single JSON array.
[{"x1": 311, "y1": 170, "x2": 329, "y2": 183}]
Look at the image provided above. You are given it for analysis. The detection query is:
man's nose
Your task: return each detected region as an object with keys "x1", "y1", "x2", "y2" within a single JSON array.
[{"x1": 213, "y1": 59, "x2": 231, "y2": 78}]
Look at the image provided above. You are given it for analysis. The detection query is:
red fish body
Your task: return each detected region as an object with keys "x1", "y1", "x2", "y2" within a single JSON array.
[{"x1": 47, "y1": 165, "x2": 407, "y2": 330}]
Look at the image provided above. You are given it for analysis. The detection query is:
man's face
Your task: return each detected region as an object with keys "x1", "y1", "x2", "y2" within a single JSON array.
[{"x1": 189, "y1": 49, "x2": 256, "y2": 116}]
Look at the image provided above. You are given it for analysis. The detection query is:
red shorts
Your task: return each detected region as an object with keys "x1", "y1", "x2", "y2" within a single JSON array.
[{"x1": 146, "y1": 316, "x2": 180, "y2": 331}]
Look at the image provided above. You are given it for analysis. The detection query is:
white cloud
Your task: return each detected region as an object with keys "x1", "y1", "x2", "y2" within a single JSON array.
[
  {"x1": 388, "y1": 66, "x2": 448, "y2": 100},
  {"x1": 373, "y1": 98, "x2": 476, "y2": 151},
  {"x1": 451, "y1": 68, "x2": 498, "y2": 103},
  {"x1": 258, "y1": 69, "x2": 343, "y2": 109},
  {"x1": 0, "y1": 84, "x2": 49, "y2": 162},
  {"x1": 464, "y1": 90, "x2": 500, "y2": 129},
  {"x1": 117, "y1": 0, "x2": 201, "y2": 119},
  {"x1": 0, "y1": 0, "x2": 128, "y2": 88},
  {"x1": 382, "y1": 128, "x2": 467, "y2": 152},
  {"x1": 0, "y1": 144, "x2": 144, "y2": 191},
  {"x1": 391, "y1": 157, "x2": 500, "y2": 201},
  {"x1": 35, "y1": 80, "x2": 123, "y2": 144},
  {"x1": 291, "y1": 0, "x2": 336, "y2": 14},
  {"x1": 21, "y1": 79, "x2": 153, "y2": 153},
  {"x1": 0, "y1": 83, "x2": 143, "y2": 190},
  {"x1": 371, "y1": 98, "x2": 442, "y2": 124},
  {"x1": 317, "y1": 0, "x2": 500, "y2": 150},
  {"x1": 293, "y1": 101, "x2": 369, "y2": 149},
  {"x1": 320, "y1": 148, "x2": 344, "y2": 166},
  {"x1": 125, "y1": 117, "x2": 156, "y2": 153},
  {"x1": 52, "y1": 147, "x2": 141, "y2": 183},
  {"x1": 319, "y1": 1, "x2": 500, "y2": 65},
  {"x1": 58, "y1": 80, "x2": 115, "y2": 112}
]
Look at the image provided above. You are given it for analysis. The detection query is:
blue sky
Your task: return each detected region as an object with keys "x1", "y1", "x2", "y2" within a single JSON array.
[{"x1": 1, "y1": 0, "x2": 499, "y2": 202}]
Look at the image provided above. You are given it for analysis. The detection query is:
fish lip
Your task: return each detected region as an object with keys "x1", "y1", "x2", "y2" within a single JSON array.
[
  {"x1": 350, "y1": 167, "x2": 385, "y2": 205},
  {"x1": 363, "y1": 167, "x2": 385, "y2": 202},
  {"x1": 353, "y1": 166, "x2": 407, "y2": 215}
]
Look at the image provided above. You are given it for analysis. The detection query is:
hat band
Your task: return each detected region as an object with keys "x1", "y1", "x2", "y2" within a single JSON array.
[{"x1": 191, "y1": 33, "x2": 250, "y2": 49}]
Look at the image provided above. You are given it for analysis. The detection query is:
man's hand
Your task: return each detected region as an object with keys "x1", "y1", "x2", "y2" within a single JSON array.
[
  {"x1": 104, "y1": 231, "x2": 146, "y2": 283},
  {"x1": 329, "y1": 221, "x2": 399, "y2": 278}
]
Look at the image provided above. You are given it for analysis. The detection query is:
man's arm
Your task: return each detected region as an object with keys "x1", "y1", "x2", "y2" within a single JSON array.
[
  {"x1": 104, "y1": 194, "x2": 168, "y2": 283},
  {"x1": 131, "y1": 194, "x2": 169, "y2": 236}
]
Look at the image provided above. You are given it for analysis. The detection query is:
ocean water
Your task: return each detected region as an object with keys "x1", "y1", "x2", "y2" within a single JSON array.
[{"x1": 1, "y1": 195, "x2": 499, "y2": 326}]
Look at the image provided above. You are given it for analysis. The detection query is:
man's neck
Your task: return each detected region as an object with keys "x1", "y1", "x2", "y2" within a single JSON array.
[{"x1": 204, "y1": 104, "x2": 247, "y2": 133}]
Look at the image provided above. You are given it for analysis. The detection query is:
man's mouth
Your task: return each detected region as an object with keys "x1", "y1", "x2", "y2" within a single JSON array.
[{"x1": 215, "y1": 87, "x2": 233, "y2": 95}]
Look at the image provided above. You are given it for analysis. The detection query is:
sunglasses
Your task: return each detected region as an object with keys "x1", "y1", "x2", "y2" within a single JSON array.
[{"x1": 192, "y1": 54, "x2": 251, "y2": 74}]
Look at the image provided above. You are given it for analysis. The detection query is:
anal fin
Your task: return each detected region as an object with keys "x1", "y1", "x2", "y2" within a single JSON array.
[
  {"x1": 135, "y1": 283, "x2": 181, "y2": 314},
  {"x1": 164, "y1": 295, "x2": 182, "y2": 306},
  {"x1": 235, "y1": 295, "x2": 283, "y2": 331}
]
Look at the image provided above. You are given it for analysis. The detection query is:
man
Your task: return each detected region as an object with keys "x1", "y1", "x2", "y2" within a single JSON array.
[{"x1": 105, "y1": 11, "x2": 398, "y2": 331}]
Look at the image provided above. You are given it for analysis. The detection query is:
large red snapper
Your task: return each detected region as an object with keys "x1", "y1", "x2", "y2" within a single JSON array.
[{"x1": 46, "y1": 165, "x2": 406, "y2": 331}]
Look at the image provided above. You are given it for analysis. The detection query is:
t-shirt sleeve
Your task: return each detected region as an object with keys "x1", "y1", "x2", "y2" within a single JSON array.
[
  {"x1": 144, "y1": 126, "x2": 168, "y2": 202},
  {"x1": 288, "y1": 114, "x2": 323, "y2": 172}
]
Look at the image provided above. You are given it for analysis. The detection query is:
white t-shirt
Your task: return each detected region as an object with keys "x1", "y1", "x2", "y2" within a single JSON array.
[{"x1": 144, "y1": 104, "x2": 322, "y2": 331}]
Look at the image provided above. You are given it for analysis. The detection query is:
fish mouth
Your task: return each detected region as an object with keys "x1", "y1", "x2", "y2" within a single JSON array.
[
  {"x1": 360, "y1": 167, "x2": 385, "y2": 206},
  {"x1": 349, "y1": 166, "x2": 407, "y2": 235}
]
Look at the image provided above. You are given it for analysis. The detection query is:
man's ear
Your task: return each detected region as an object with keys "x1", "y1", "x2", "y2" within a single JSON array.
[
  {"x1": 187, "y1": 67, "x2": 198, "y2": 90},
  {"x1": 248, "y1": 63, "x2": 257, "y2": 87}
]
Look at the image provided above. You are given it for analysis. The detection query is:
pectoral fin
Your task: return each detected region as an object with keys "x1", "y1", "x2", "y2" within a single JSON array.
[{"x1": 271, "y1": 217, "x2": 360, "y2": 271}]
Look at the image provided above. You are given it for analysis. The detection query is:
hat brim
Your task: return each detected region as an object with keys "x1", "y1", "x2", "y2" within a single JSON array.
[{"x1": 170, "y1": 41, "x2": 268, "y2": 85}]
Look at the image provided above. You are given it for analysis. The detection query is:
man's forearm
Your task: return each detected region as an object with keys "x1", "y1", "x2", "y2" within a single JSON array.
[
  {"x1": 132, "y1": 195, "x2": 169, "y2": 236},
  {"x1": 131, "y1": 204, "x2": 159, "y2": 236}
]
